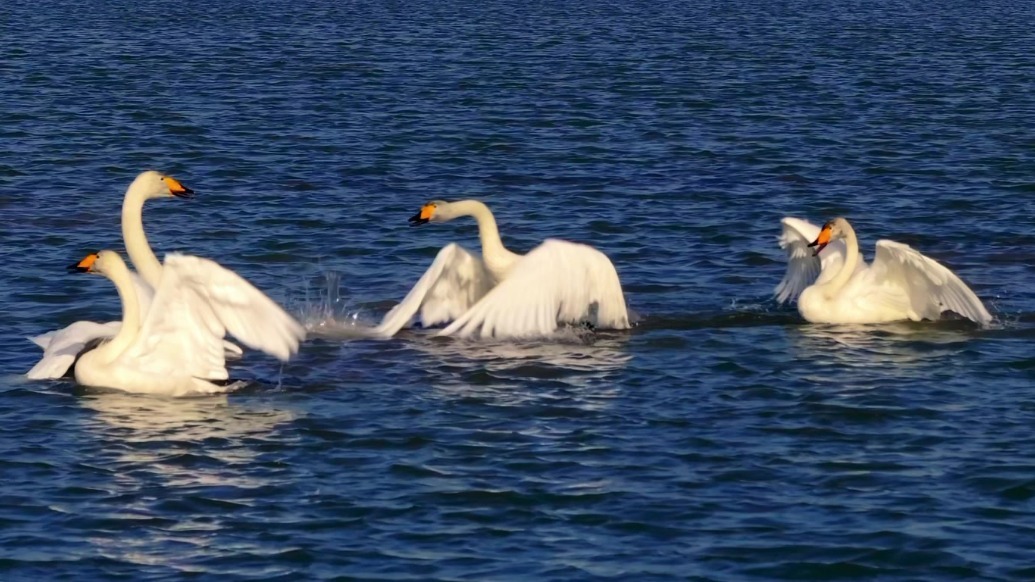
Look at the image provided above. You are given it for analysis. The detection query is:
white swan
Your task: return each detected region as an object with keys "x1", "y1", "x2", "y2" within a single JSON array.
[
  {"x1": 375, "y1": 199, "x2": 629, "y2": 339},
  {"x1": 776, "y1": 216, "x2": 992, "y2": 325},
  {"x1": 69, "y1": 250, "x2": 305, "y2": 396},
  {"x1": 27, "y1": 171, "x2": 247, "y2": 379},
  {"x1": 27, "y1": 171, "x2": 193, "y2": 379}
]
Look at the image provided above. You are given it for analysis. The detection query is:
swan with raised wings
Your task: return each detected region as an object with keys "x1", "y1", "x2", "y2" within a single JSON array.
[
  {"x1": 375, "y1": 200, "x2": 629, "y2": 339},
  {"x1": 68, "y1": 250, "x2": 304, "y2": 396},
  {"x1": 775, "y1": 216, "x2": 991, "y2": 325},
  {"x1": 27, "y1": 171, "x2": 193, "y2": 379},
  {"x1": 27, "y1": 171, "x2": 245, "y2": 379}
]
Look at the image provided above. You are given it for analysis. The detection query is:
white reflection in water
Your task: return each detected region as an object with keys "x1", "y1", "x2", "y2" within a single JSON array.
[
  {"x1": 409, "y1": 330, "x2": 633, "y2": 407},
  {"x1": 790, "y1": 321, "x2": 979, "y2": 371},
  {"x1": 77, "y1": 390, "x2": 299, "y2": 570},
  {"x1": 79, "y1": 390, "x2": 295, "y2": 444},
  {"x1": 78, "y1": 390, "x2": 297, "y2": 488}
]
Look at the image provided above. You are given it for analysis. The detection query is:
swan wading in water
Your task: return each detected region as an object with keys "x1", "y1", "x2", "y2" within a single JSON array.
[
  {"x1": 68, "y1": 250, "x2": 304, "y2": 396},
  {"x1": 374, "y1": 200, "x2": 630, "y2": 339},
  {"x1": 27, "y1": 171, "x2": 242, "y2": 379},
  {"x1": 776, "y1": 217, "x2": 991, "y2": 325}
]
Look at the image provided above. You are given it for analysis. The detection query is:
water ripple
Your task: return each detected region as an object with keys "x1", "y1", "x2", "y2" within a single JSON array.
[{"x1": 3, "y1": 0, "x2": 1035, "y2": 579}]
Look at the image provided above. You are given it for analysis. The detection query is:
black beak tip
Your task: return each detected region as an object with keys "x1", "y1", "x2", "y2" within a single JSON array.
[
  {"x1": 172, "y1": 188, "x2": 196, "y2": 199},
  {"x1": 408, "y1": 214, "x2": 428, "y2": 227},
  {"x1": 67, "y1": 263, "x2": 85, "y2": 273}
]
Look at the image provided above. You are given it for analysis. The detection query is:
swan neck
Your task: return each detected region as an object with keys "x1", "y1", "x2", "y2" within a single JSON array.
[
  {"x1": 96, "y1": 256, "x2": 141, "y2": 359},
  {"x1": 451, "y1": 200, "x2": 518, "y2": 275},
  {"x1": 122, "y1": 187, "x2": 162, "y2": 286},
  {"x1": 826, "y1": 221, "x2": 860, "y2": 295}
]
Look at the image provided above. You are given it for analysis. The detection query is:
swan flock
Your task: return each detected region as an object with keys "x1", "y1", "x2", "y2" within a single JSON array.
[
  {"x1": 28, "y1": 171, "x2": 304, "y2": 395},
  {"x1": 26, "y1": 171, "x2": 994, "y2": 396}
]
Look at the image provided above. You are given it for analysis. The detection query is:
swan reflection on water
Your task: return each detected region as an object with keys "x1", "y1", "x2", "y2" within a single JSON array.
[
  {"x1": 412, "y1": 330, "x2": 632, "y2": 371},
  {"x1": 79, "y1": 388, "x2": 296, "y2": 435},
  {"x1": 406, "y1": 329, "x2": 632, "y2": 408},
  {"x1": 74, "y1": 389, "x2": 300, "y2": 569},
  {"x1": 78, "y1": 388, "x2": 297, "y2": 475},
  {"x1": 789, "y1": 319, "x2": 982, "y2": 371}
]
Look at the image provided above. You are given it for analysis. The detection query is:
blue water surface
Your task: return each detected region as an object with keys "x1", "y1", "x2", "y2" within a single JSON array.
[{"x1": 3, "y1": 0, "x2": 1035, "y2": 579}]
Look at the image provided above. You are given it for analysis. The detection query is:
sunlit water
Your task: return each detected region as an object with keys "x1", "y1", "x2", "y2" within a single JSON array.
[{"x1": 3, "y1": 0, "x2": 1035, "y2": 579}]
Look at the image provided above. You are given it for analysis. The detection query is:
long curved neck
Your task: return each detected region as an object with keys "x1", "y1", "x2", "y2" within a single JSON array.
[
  {"x1": 449, "y1": 200, "x2": 520, "y2": 277},
  {"x1": 822, "y1": 221, "x2": 860, "y2": 296},
  {"x1": 122, "y1": 186, "x2": 162, "y2": 287},
  {"x1": 95, "y1": 256, "x2": 142, "y2": 360}
]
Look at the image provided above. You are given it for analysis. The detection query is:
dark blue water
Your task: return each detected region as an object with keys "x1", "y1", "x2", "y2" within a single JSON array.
[{"x1": 4, "y1": 0, "x2": 1035, "y2": 579}]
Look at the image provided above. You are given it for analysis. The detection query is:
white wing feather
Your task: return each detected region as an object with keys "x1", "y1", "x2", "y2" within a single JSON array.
[
  {"x1": 375, "y1": 243, "x2": 494, "y2": 337},
  {"x1": 439, "y1": 239, "x2": 629, "y2": 339},
  {"x1": 28, "y1": 331, "x2": 56, "y2": 349},
  {"x1": 872, "y1": 240, "x2": 992, "y2": 325},
  {"x1": 116, "y1": 253, "x2": 305, "y2": 380},
  {"x1": 26, "y1": 321, "x2": 121, "y2": 379},
  {"x1": 775, "y1": 217, "x2": 855, "y2": 303}
]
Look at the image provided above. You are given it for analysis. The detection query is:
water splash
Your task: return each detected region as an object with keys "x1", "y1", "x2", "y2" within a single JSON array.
[{"x1": 294, "y1": 270, "x2": 379, "y2": 339}]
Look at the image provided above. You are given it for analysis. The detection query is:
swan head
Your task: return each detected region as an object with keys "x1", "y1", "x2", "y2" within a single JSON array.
[
  {"x1": 408, "y1": 200, "x2": 449, "y2": 226},
  {"x1": 130, "y1": 170, "x2": 195, "y2": 200},
  {"x1": 807, "y1": 217, "x2": 849, "y2": 256},
  {"x1": 68, "y1": 250, "x2": 121, "y2": 275}
]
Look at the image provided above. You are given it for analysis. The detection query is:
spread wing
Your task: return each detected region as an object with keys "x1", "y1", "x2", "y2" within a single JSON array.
[
  {"x1": 775, "y1": 217, "x2": 854, "y2": 303},
  {"x1": 26, "y1": 320, "x2": 121, "y2": 379},
  {"x1": 28, "y1": 331, "x2": 56, "y2": 349},
  {"x1": 872, "y1": 240, "x2": 992, "y2": 325},
  {"x1": 374, "y1": 243, "x2": 495, "y2": 337},
  {"x1": 440, "y1": 239, "x2": 630, "y2": 339},
  {"x1": 130, "y1": 267, "x2": 242, "y2": 358},
  {"x1": 116, "y1": 253, "x2": 306, "y2": 380}
]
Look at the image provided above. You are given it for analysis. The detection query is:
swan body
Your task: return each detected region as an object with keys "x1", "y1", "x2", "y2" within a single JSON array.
[
  {"x1": 70, "y1": 251, "x2": 305, "y2": 396},
  {"x1": 376, "y1": 199, "x2": 629, "y2": 339},
  {"x1": 776, "y1": 217, "x2": 991, "y2": 325},
  {"x1": 27, "y1": 171, "x2": 191, "y2": 379}
]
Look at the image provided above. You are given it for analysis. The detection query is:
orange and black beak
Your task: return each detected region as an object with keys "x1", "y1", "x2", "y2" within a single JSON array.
[
  {"x1": 408, "y1": 203, "x2": 436, "y2": 227},
  {"x1": 163, "y1": 176, "x2": 195, "y2": 199},
  {"x1": 68, "y1": 253, "x2": 99, "y2": 273},
  {"x1": 807, "y1": 224, "x2": 832, "y2": 256}
]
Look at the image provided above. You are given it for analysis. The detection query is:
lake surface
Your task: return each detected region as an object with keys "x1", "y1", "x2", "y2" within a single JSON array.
[{"x1": 3, "y1": 0, "x2": 1035, "y2": 579}]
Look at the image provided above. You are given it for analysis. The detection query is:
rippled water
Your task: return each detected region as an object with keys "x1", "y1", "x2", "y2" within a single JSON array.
[{"x1": 4, "y1": 0, "x2": 1035, "y2": 579}]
